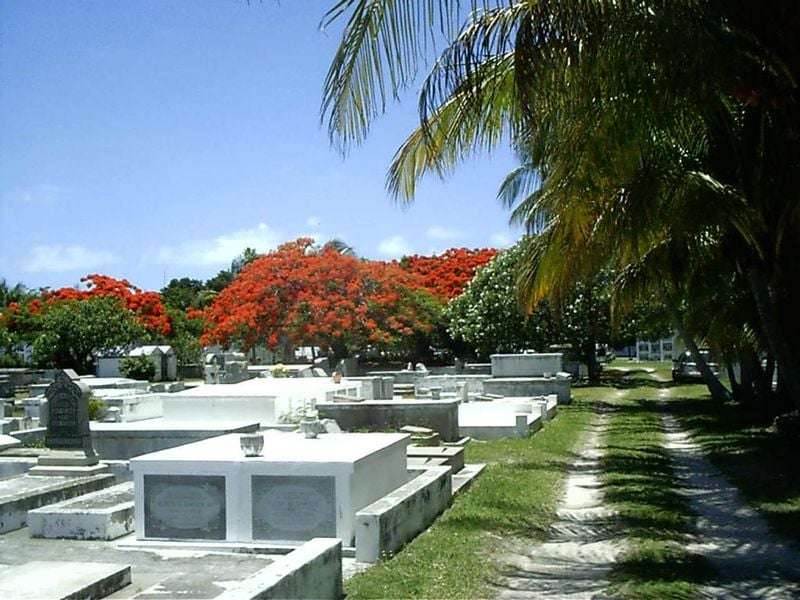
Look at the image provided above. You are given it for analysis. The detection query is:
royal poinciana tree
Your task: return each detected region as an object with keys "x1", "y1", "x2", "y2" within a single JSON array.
[
  {"x1": 1, "y1": 274, "x2": 171, "y2": 372},
  {"x1": 400, "y1": 247, "x2": 497, "y2": 301},
  {"x1": 199, "y1": 238, "x2": 438, "y2": 363},
  {"x1": 45, "y1": 274, "x2": 171, "y2": 336}
]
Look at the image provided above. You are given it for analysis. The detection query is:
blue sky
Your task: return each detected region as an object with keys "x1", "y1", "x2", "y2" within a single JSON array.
[{"x1": 1, "y1": 1, "x2": 521, "y2": 291}]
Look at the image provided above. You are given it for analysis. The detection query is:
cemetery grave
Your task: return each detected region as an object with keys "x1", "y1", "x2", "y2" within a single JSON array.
[
  {"x1": 0, "y1": 356, "x2": 564, "y2": 598},
  {"x1": 0, "y1": 366, "x2": 502, "y2": 598},
  {"x1": 483, "y1": 352, "x2": 572, "y2": 404}
]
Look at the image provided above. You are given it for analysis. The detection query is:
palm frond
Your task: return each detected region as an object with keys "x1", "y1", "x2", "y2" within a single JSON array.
[
  {"x1": 387, "y1": 52, "x2": 516, "y2": 200},
  {"x1": 321, "y1": 0, "x2": 492, "y2": 150}
]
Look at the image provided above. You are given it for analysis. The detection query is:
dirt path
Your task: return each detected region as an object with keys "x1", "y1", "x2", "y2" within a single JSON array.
[
  {"x1": 493, "y1": 408, "x2": 624, "y2": 599},
  {"x1": 661, "y1": 407, "x2": 800, "y2": 598}
]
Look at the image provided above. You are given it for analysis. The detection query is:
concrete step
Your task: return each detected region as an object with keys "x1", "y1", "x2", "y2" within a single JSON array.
[
  {"x1": 0, "y1": 561, "x2": 131, "y2": 600},
  {"x1": 0, "y1": 473, "x2": 116, "y2": 533},
  {"x1": 408, "y1": 445, "x2": 465, "y2": 473},
  {"x1": 28, "y1": 481, "x2": 134, "y2": 540}
]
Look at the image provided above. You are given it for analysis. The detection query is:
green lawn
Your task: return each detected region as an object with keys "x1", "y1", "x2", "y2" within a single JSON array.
[
  {"x1": 345, "y1": 396, "x2": 597, "y2": 599},
  {"x1": 345, "y1": 375, "x2": 736, "y2": 599},
  {"x1": 601, "y1": 382, "x2": 711, "y2": 599},
  {"x1": 668, "y1": 386, "x2": 800, "y2": 542},
  {"x1": 604, "y1": 359, "x2": 674, "y2": 381}
]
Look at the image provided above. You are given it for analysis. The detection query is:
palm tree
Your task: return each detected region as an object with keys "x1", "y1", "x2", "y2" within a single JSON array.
[
  {"x1": 322, "y1": 1, "x2": 800, "y2": 405},
  {"x1": 321, "y1": 238, "x2": 356, "y2": 256},
  {"x1": 0, "y1": 279, "x2": 31, "y2": 307}
]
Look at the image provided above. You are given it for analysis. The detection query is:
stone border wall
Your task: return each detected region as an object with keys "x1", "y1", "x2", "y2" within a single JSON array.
[
  {"x1": 317, "y1": 400, "x2": 460, "y2": 441},
  {"x1": 217, "y1": 538, "x2": 342, "y2": 600},
  {"x1": 355, "y1": 466, "x2": 452, "y2": 563}
]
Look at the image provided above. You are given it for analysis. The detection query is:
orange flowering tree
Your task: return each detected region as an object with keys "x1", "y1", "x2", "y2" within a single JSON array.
[
  {"x1": 45, "y1": 274, "x2": 171, "y2": 336},
  {"x1": 200, "y1": 238, "x2": 438, "y2": 360},
  {"x1": 1, "y1": 274, "x2": 171, "y2": 371},
  {"x1": 400, "y1": 247, "x2": 498, "y2": 300}
]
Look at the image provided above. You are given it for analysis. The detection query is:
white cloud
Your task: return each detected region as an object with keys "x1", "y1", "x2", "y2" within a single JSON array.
[
  {"x1": 490, "y1": 232, "x2": 513, "y2": 248},
  {"x1": 23, "y1": 244, "x2": 118, "y2": 273},
  {"x1": 378, "y1": 235, "x2": 412, "y2": 257},
  {"x1": 9, "y1": 184, "x2": 61, "y2": 205},
  {"x1": 426, "y1": 226, "x2": 461, "y2": 241},
  {"x1": 156, "y1": 222, "x2": 281, "y2": 267},
  {"x1": 306, "y1": 216, "x2": 321, "y2": 229}
]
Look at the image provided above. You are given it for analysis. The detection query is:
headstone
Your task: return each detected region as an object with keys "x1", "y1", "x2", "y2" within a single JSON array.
[
  {"x1": 321, "y1": 419, "x2": 341, "y2": 434},
  {"x1": 45, "y1": 371, "x2": 93, "y2": 454},
  {"x1": 62, "y1": 368, "x2": 80, "y2": 380},
  {"x1": 313, "y1": 356, "x2": 331, "y2": 375},
  {"x1": 29, "y1": 370, "x2": 107, "y2": 476},
  {"x1": 39, "y1": 398, "x2": 48, "y2": 428},
  {"x1": 457, "y1": 383, "x2": 469, "y2": 403}
]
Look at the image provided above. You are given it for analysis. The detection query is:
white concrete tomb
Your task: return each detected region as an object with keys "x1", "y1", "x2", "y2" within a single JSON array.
[{"x1": 130, "y1": 431, "x2": 409, "y2": 546}]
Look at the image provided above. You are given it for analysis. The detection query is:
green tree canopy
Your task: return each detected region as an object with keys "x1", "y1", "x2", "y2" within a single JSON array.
[
  {"x1": 32, "y1": 296, "x2": 145, "y2": 373},
  {"x1": 322, "y1": 0, "x2": 800, "y2": 407}
]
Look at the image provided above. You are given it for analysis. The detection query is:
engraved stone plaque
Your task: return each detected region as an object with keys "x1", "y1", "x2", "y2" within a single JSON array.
[
  {"x1": 251, "y1": 475, "x2": 336, "y2": 541},
  {"x1": 144, "y1": 475, "x2": 226, "y2": 540},
  {"x1": 45, "y1": 370, "x2": 91, "y2": 451}
]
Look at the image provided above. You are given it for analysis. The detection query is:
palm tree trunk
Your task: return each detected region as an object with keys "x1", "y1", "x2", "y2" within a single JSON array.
[
  {"x1": 747, "y1": 266, "x2": 800, "y2": 408},
  {"x1": 726, "y1": 361, "x2": 743, "y2": 402},
  {"x1": 666, "y1": 299, "x2": 731, "y2": 402}
]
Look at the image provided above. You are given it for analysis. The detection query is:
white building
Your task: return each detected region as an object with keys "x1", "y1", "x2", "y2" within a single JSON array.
[
  {"x1": 97, "y1": 345, "x2": 178, "y2": 381},
  {"x1": 635, "y1": 335, "x2": 683, "y2": 362}
]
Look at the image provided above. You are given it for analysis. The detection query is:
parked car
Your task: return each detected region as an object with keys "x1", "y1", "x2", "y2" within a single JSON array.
[{"x1": 672, "y1": 350, "x2": 719, "y2": 382}]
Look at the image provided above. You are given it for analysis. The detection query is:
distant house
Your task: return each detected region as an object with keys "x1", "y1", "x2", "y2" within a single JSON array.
[
  {"x1": 635, "y1": 335, "x2": 683, "y2": 362},
  {"x1": 96, "y1": 345, "x2": 177, "y2": 381}
]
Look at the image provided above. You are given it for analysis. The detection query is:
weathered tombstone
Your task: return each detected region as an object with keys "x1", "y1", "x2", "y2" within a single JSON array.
[
  {"x1": 29, "y1": 370, "x2": 108, "y2": 476},
  {"x1": 457, "y1": 382, "x2": 469, "y2": 403},
  {"x1": 62, "y1": 368, "x2": 80, "y2": 380}
]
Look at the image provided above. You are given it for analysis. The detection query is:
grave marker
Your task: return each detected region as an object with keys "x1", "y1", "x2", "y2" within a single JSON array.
[{"x1": 29, "y1": 370, "x2": 108, "y2": 476}]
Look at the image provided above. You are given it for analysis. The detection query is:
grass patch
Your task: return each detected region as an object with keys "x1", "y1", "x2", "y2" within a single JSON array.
[
  {"x1": 604, "y1": 359, "x2": 674, "y2": 382},
  {"x1": 668, "y1": 386, "x2": 800, "y2": 542},
  {"x1": 345, "y1": 397, "x2": 597, "y2": 599},
  {"x1": 602, "y1": 383, "x2": 712, "y2": 598}
]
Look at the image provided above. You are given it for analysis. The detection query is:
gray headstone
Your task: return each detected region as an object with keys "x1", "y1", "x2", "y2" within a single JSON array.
[
  {"x1": 44, "y1": 370, "x2": 93, "y2": 454},
  {"x1": 321, "y1": 419, "x2": 341, "y2": 434},
  {"x1": 39, "y1": 398, "x2": 48, "y2": 428},
  {"x1": 251, "y1": 475, "x2": 336, "y2": 541},
  {"x1": 144, "y1": 474, "x2": 226, "y2": 540},
  {"x1": 62, "y1": 369, "x2": 80, "y2": 380}
]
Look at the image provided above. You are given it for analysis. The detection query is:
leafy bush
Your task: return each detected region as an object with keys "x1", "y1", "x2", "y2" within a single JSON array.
[
  {"x1": 87, "y1": 395, "x2": 107, "y2": 421},
  {"x1": 271, "y1": 365, "x2": 291, "y2": 378},
  {"x1": 0, "y1": 353, "x2": 24, "y2": 368},
  {"x1": 120, "y1": 355, "x2": 156, "y2": 381}
]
